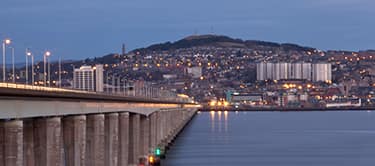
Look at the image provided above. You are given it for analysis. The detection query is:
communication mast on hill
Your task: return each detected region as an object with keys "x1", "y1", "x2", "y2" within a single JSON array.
[{"x1": 122, "y1": 43, "x2": 126, "y2": 56}]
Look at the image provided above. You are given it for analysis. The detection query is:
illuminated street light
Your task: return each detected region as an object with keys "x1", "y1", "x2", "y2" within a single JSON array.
[
  {"x1": 2, "y1": 38, "x2": 11, "y2": 82},
  {"x1": 4, "y1": 39, "x2": 11, "y2": 45},
  {"x1": 26, "y1": 49, "x2": 34, "y2": 85}
]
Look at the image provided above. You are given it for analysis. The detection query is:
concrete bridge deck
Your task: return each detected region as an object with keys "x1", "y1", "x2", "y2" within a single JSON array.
[
  {"x1": 0, "y1": 86, "x2": 199, "y2": 166},
  {"x1": 0, "y1": 86, "x2": 197, "y2": 119}
]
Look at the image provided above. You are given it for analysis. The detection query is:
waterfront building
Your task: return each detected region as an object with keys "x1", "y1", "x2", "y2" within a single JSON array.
[
  {"x1": 279, "y1": 62, "x2": 289, "y2": 80},
  {"x1": 266, "y1": 63, "x2": 274, "y2": 80},
  {"x1": 292, "y1": 63, "x2": 302, "y2": 79},
  {"x1": 95, "y1": 64, "x2": 104, "y2": 92},
  {"x1": 256, "y1": 62, "x2": 267, "y2": 80},
  {"x1": 73, "y1": 64, "x2": 104, "y2": 91},
  {"x1": 273, "y1": 63, "x2": 281, "y2": 80},
  {"x1": 186, "y1": 67, "x2": 202, "y2": 78},
  {"x1": 302, "y1": 63, "x2": 312, "y2": 80},
  {"x1": 256, "y1": 62, "x2": 331, "y2": 82},
  {"x1": 312, "y1": 63, "x2": 332, "y2": 82}
]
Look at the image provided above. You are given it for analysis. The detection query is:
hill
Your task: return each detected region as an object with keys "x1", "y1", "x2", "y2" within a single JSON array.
[{"x1": 134, "y1": 34, "x2": 316, "y2": 52}]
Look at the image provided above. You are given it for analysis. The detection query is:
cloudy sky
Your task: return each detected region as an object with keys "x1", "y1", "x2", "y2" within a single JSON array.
[{"x1": 1, "y1": 0, "x2": 374, "y2": 62}]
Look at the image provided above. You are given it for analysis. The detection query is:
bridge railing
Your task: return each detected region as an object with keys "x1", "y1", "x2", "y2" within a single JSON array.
[
  {"x1": 0, "y1": 82, "x2": 195, "y2": 103},
  {"x1": 0, "y1": 82, "x2": 92, "y2": 94}
]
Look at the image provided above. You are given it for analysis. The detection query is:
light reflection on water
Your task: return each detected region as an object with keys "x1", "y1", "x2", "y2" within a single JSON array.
[
  {"x1": 163, "y1": 111, "x2": 375, "y2": 166},
  {"x1": 209, "y1": 111, "x2": 229, "y2": 133}
]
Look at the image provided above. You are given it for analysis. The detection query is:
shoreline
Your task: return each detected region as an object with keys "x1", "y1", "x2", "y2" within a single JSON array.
[{"x1": 198, "y1": 107, "x2": 375, "y2": 112}]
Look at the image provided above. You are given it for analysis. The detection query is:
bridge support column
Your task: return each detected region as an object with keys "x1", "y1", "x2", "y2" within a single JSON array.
[
  {"x1": 128, "y1": 114, "x2": 140, "y2": 165},
  {"x1": 140, "y1": 116, "x2": 150, "y2": 157},
  {"x1": 2, "y1": 120, "x2": 23, "y2": 166},
  {"x1": 159, "y1": 111, "x2": 165, "y2": 145},
  {"x1": 0, "y1": 122, "x2": 3, "y2": 166},
  {"x1": 119, "y1": 112, "x2": 129, "y2": 166},
  {"x1": 86, "y1": 114, "x2": 105, "y2": 166},
  {"x1": 23, "y1": 120, "x2": 35, "y2": 166},
  {"x1": 155, "y1": 112, "x2": 161, "y2": 146},
  {"x1": 63, "y1": 115, "x2": 86, "y2": 166},
  {"x1": 149, "y1": 113, "x2": 157, "y2": 150},
  {"x1": 160, "y1": 111, "x2": 165, "y2": 144},
  {"x1": 169, "y1": 111, "x2": 173, "y2": 138},
  {"x1": 166, "y1": 111, "x2": 172, "y2": 142},
  {"x1": 105, "y1": 113, "x2": 119, "y2": 166},
  {"x1": 34, "y1": 117, "x2": 63, "y2": 166}
]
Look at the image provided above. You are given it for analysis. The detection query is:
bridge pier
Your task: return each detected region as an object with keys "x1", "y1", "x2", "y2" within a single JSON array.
[
  {"x1": 63, "y1": 115, "x2": 86, "y2": 166},
  {"x1": 140, "y1": 116, "x2": 150, "y2": 158},
  {"x1": 2, "y1": 120, "x2": 23, "y2": 166},
  {"x1": 23, "y1": 119, "x2": 35, "y2": 166},
  {"x1": 105, "y1": 113, "x2": 119, "y2": 166},
  {"x1": 155, "y1": 112, "x2": 162, "y2": 147},
  {"x1": 34, "y1": 117, "x2": 63, "y2": 166},
  {"x1": 119, "y1": 112, "x2": 129, "y2": 166},
  {"x1": 160, "y1": 111, "x2": 167, "y2": 146},
  {"x1": 128, "y1": 114, "x2": 140, "y2": 165},
  {"x1": 86, "y1": 114, "x2": 105, "y2": 166},
  {"x1": 149, "y1": 113, "x2": 157, "y2": 150},
  {"x1": 0, "y1": 101, "x2": 197, "y2": 166}
]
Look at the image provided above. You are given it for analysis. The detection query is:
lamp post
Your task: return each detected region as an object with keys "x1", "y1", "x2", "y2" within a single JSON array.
[
  {"x1": 10, "y1": 47, "x2": 15, "y2": 83},
  {"x1": 58, "y1": 57, "x2": 61, "y2": 88},
  {"x1": 122, "y1": 78, "x2": 126, "y2": 96},
  {"x1": 2, "y1": 38, "x2": 11, "y2": 82},
  {"x1": 26, "y1": 49, "x2": 28, "y2": 84},
  {"x1": 26, "y1": 49, "x2": 33, "y2": 85},
  {"x1": 106, "y1": 72, "x2": 109, "y2": 93},
  {"x1": 117, "y1": 76, "x2": 120, "y2": 94},
  {"x1": 43, "y1": 51, "x2": 51, "y2": 86},
  {"x1": 48, "y1": 56, "x2": 50, "y2": 87},
  {"x1": 112, "y1": 73, "x2": 116, "y2": 94}
]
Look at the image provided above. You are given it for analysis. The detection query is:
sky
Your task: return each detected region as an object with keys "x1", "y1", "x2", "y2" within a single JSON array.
[{"x1": 1, "y1": 0, "x2": 375, "y2": 62}]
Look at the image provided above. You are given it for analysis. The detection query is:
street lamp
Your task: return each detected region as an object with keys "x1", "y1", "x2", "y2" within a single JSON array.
[
  {"x1": 112, "y1": 73, "x2": 116, "y2": 94},
  {"x1": 10, "y1": 47, "x2": 15, "y2": 83},
  {"x1": 48, "y1": 55, "x2": 51, "y2": 87},
  {"x1": 106, "y1": 72, "x2": 110, "y2": 93},
  {"x1": 58, "y1": 57, "x2": 61, "y2": 88},
  {"x1": 26, "y1": 49, "x2": 34, "y2": 85},
  {"x1": 117, "y1": 76, "x2": 121, "y2": 94},
  {"x1": 43, "y1": 51, "x2": 51, "y2": 86},
  {"x1": 2, "y1": 38, "x2": 11, "y2": 82}
]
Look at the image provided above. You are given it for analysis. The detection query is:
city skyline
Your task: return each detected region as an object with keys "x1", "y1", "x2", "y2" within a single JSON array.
[{"x1": 1, "y1": 0, "x2": 375, "y2": 63}]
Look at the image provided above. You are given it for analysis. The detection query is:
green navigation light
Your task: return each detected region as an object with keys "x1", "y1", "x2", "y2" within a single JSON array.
[{"x1": 155, "y1": 148, "x2": 161, "y2": 156}]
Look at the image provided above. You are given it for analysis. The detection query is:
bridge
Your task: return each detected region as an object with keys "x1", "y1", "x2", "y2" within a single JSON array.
[{"x1": 0, "y1": 83, "x2": 198, "y2": 166}]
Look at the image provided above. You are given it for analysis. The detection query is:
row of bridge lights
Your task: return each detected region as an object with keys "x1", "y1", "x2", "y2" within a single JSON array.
[{"x1": 2, "y1": 38, "x2": 52, "y2": 86}]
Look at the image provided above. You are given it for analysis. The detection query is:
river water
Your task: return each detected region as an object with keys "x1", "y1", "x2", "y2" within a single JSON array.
[{"x1": 163, "y1": 111, "x2": 375, "y2": 166}]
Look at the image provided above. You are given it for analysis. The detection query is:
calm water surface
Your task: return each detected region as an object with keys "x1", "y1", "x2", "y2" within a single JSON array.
[{"x1": 163, "y1": 111, "x2": 375, "y2": 166}]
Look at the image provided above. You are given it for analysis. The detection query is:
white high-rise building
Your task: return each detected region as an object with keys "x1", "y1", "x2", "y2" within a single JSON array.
[
  {"x1": 256, "y1": 62, "x2": 267, "y2": 80},
  {"x1": 266, "y1": 63, "x2": 273, "y2": 80},
  {"x1": 312, "y1": 63, "x2": 332, "y2": 82},
  {"x1": 302, "y1": 63, "x2": 312, "y2": 81},
  {"x1": 287, "y1": 63, "x2": 297, "y2": 79},
  {"x1": 273, "y1": 63, "x2": 281, "y2": 80},
  {"x1": 293, "y1": 63, "x2": 303, "y2": 79},
  {"x1": 95, "y1": 64, "x2": 104, "y2": 92},
  {"x1": 279, "y1": 63, "x2": 288, "y2": 79},
  {"x1": 256, "y1": 62, "x2": 330, "y2": 82},
  {"x1": 73, "y1": 66, "x2": 95, "y2": 91},
  {"x1": 73, "y1": 64, "x2": 104, "y2": 92}
]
